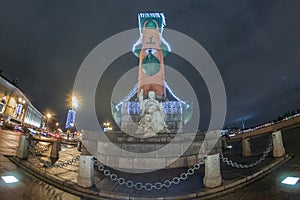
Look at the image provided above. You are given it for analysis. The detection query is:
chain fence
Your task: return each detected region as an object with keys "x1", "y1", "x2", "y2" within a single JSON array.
[
  {"x1": 93, "y1": 157, "x2": 205, "y2": 191},
  {"x1": 248, "y1": 134, "x2": 272, "y2": 156},
  {"x1": 27, "y1": 133, "x2": 275, "y2": 190},
  {"x1": 220, "y1": 136, "x2": 273, "y2": 169},
  {"x1": 28, "y1": 140, "x2": 80, "y2": 168},
  {"x1": 93, "y1": 135, "x2": 274, "y2": 190},
  {"x1": 31, "y1": 141, "x2": 51, "y2": 155}
]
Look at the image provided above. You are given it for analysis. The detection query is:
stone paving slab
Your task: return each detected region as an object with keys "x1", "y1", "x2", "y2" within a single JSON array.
[
  {"x1": 0, "y1": 154, "x2": 10, "y2": 162},
  {"x1": 57, "y1": 171, "x2": 78, "y2": 182},
  {"x1": 0, "y1": 148, "x2": 17, "y2": 156},
  {"x1": 1, "y1": 161, "x2": 18, "y2": 171}
]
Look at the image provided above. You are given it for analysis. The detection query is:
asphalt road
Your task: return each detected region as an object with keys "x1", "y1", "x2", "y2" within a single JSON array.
[{"x1": 215, "y1": 127, "x2": 300, "y2": 200}]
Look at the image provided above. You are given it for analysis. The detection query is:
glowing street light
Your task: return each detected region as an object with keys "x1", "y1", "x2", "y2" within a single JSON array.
[
  {"x1": 66, "y1": 92, "x2": 81, "y2": 110},
  {"x1": 17, "y1": 97, "x2": 26, "y2": 104},
  {"x1": 65, "y1": 92, "x2": 81, "y2": 130},
  {"x1": 103, "y1": 122, "x2": 112, "y2": 132},
  {"x1": 45, "y1": 113, "x2": 52, "y2": 130},
  {"x1": 72, "y1": 96, "x2": 79, "y2": 109}
]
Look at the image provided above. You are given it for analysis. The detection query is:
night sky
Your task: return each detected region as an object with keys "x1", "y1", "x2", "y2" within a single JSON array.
[{"x1": 1, "y1": 0, "x2": 300, "y2": 129}]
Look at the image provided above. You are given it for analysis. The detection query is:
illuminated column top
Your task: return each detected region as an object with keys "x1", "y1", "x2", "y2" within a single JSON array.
[{"x1": 132, "y1": 12, "x2": 171, "y2": 99}]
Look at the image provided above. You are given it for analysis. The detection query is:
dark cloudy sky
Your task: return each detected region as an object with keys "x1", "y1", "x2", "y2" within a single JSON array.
[{"x1": 0, "y1": 0, "x2": 300, "y2": 129}]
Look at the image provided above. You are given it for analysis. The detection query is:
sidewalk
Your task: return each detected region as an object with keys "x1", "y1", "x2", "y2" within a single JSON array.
[
  {"x1": 0, "y1": 147, "x2": 80, "y2": 200},
  {"x1": 0, "y1": 153, "x2": 29, "y2": 200},
  {"x1": 7, "y1": 140, "x2": 292, "y2": 200}
]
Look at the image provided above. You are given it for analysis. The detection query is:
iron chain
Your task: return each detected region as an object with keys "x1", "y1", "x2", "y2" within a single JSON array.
[
  {"x1": 29, "y1": 140, "x2": 80, "y2": 168},
  {"x1": 220, "y1": 137, "x2": 273, "y2": 168},
  {"x1": 93, "y1": 157, "x2": 205, "y2": 191}
]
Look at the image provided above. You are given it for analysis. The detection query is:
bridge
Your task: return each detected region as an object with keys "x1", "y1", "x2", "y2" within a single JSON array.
[{"x1": 231, "y1": 114, "x2": 300, "y2": 140}]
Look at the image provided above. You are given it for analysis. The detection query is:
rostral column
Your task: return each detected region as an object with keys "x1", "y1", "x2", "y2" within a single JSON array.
[{"x1": 132, "y1": 12, "x2": 171, "y2": 99}]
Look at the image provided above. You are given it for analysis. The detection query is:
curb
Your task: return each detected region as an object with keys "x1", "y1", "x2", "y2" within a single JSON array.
[
  {"x1": 194, "y1": 154, "x2": 292, "y2": 200},
  {"x1": 7, "y1": 154, "x2": 292, "y2": 200}
]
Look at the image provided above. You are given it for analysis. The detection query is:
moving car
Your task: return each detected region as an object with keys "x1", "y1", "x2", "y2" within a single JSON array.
[
  {"x1": 14, "y1": 124, "x2": 23, "y2": 132},
  {"x1": 48, "y1": 132, "x2": 60, "y2": 139},
  {"x1": 40, "y1": 130, "x2": 49, "y2": 137},
  {"x1": 26, "y1": 128, "x2": 39, "y2": 136},
  {"x1": 8, "y1": 118, "x2": 23, "y2": 132}
]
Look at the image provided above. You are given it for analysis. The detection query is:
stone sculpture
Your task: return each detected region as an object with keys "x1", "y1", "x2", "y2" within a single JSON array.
[{"x1": 137, "y1": 90, "x2": 169, "y2": 137}]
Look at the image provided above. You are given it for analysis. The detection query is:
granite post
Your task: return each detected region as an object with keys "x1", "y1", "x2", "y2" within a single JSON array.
[
  {"x1": 17, "y1": 134, "x2": 28, "y2": 159},
  {"x1": 242, "y1": 137, "x2": 252, "y2": 157},
  {"x1": 50, "y1": 141, "x2": 60, "y2": 159},
  {"x1": 77, "y1": 146, "x2": 94, "y2": 188},
  {"x1": 57, "y1": 138, "x2": 61, "y2": 151},
  {"x1": 203, "y1": 153, "x2": 222, "y2": 188},
  {"x1": 221, "y1": 139, "x2": 227, "y2": 150},
  {"x1": 272, "y1": 130, "x2": 285, "y2": 158}
]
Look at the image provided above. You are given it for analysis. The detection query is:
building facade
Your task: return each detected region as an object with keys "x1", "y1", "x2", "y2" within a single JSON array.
[{"x1": 0, "y1": 75, "x2": 43, "y2": 128}]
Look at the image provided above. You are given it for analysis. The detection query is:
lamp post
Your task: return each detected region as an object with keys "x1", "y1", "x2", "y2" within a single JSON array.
[
  {"x1": 45, "y1": 113, "x2": 52, "y2": 131},
  {"x1": 72, "y1": 95, "x2": 79, "y2": 110},
  {"x1": 65, "y1": 93, "x2": 80, "y2": 139}
]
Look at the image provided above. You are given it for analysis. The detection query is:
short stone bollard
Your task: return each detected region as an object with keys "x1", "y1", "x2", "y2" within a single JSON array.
[
  {"x1": 77, "y1": 155, "x2": 94, "y2": 188},
  {"x1": 203, "y1": 153, "x2": 222, "y2": 188},
  {"x1": 272, "y1": 130, "x2": 285, "y2": 158},
  {"x1": 77, "y1": 140, "x2": 82, "y2": 152},
  {"x1": 57, "y1": 138, "x2": 61, "y2": 151},
  {"x1": 50, "y1": 141, "x2": 60, "y2": 159},
  {"x1": 221, "y1": 139, "x2": 227, "y2": 150},
  {"x1": 242, "y1": 137, "x2": 252, "y2": 157},
  {"x1": 17, "y1": 134, "x2": 28, "y2": 159}
]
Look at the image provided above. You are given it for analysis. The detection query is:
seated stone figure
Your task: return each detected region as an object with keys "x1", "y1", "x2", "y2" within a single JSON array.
[{"x1": 137, "y1": 90, "x2": 169, "y2": 137}]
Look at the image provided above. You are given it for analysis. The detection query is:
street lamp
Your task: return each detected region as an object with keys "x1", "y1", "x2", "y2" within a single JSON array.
[
  {"x1": 103, "y1": 122, "x2": 112, "y2": 132},
  {"x1": 66, "y1": 92, "x2": 81, "y2": 110},
  {"x1": 72, "y1": 96, "x2": 79, "y2": 109},
  {"x1": 65, "y1": 92, "x2": 81, "y2": 134},
  {"x1": 45, "y1": 113, "x2": 52, "y2": 130}
]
